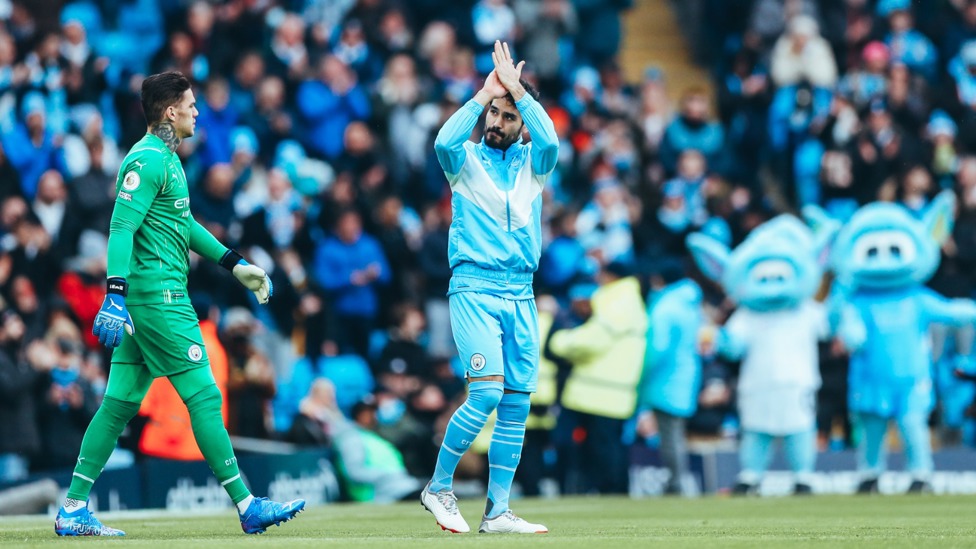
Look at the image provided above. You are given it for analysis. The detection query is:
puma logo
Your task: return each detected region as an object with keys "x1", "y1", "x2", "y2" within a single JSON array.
[
  {"x1": 108, "y1": 299, "x2": 123, "y2": 311},
  {"x1": 133, "y1": 160, "x2": 146, "y2": 170}
]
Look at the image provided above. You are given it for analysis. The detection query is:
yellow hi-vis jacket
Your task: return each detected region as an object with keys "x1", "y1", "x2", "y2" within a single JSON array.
[
  {"x1": 549, "y1": 276, "x2": 648, "y2": 420},
  {"x1": 527, "y1": 309, "x2": 558, "y2": 430}
]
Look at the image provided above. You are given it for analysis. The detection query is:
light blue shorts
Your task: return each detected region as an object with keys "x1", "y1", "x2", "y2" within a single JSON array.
[{"x1": 449, "y1": 285, "x2": 539, "y2": 393}]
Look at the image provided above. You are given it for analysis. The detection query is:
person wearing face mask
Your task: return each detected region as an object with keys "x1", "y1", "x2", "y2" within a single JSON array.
[
  {"x1": 33, "y1": 338, "x2": 99, "y2": 471},
  {"x1": 0, "y1": 309, "x2": 40, "y2": 483}
]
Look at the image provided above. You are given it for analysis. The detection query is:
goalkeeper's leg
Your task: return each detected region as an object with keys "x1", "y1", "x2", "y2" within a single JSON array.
[
  {"x1": 169, "y1": 367, "x2": 304, "y2": 534},
  {"x1": 67, "y1": 363, "x2": 152, "y2": 502},
  {"x1": 168, "y1": 367, "x2": 251, "y2": 504},
  {"x1": 58, "y1": 361, "x2": 152, "y2": 536}
]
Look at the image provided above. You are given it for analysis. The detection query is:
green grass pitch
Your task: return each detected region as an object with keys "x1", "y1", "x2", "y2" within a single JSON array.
[{"x1": 4, "y1": 495, "x2": 976, "y2": 548}]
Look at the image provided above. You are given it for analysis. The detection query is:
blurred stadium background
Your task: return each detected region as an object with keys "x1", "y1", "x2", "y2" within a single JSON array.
[{"x1": 5, "y1": 0, "x2": 976, "y2": 519}]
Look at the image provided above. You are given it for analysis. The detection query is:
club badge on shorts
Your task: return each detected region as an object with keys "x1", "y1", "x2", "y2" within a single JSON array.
[
  {"x1": 470, "y1": 353, "x2": 486, "y2": 371},
  {"x1": 187, "y1": 344, "x2": 203, "y2": 362}
]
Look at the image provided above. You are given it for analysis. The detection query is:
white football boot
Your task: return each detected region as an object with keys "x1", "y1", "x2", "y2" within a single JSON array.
[
  {"x1": 420, "y1": 484, "x2": 470, "y2": 533},
  {"x1": 478, "y1": 510, "x2": 548, "y2": 534}
]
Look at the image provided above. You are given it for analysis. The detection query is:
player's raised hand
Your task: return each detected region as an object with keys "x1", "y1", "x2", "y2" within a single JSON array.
[
  {"x1": 481, "y1": 69, "x2": 507, "y2": 99},
  {"x1": 491, "y1": 40, "x2": 525, "y2": 95},
  {"x1": 92, "y1": 277, "x2": 135, "y2": 348}
]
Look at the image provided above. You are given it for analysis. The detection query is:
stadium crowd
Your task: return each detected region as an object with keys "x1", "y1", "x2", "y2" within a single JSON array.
[{"x1": 3, "y1": 0, "x2": 976, "y2": 500}]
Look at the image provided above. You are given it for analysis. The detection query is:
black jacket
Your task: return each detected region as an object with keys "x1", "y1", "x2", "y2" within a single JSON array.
[{"x1": 0, "y1": 348, "x2": 40, "y2": 456}]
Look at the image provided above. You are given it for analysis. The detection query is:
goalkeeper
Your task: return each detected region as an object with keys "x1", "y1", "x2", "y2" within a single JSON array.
[{"x1": 55, "y1": 71, "x2": 304, "y2": 537}]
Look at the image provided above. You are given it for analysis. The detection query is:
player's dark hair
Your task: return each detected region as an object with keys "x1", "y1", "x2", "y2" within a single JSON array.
[
  {"x1": 141, "y1": 71, "x2": 191, "y2": 125},
  {"x1": 504, "y1": 78, "x2": 540, "y2": 104}
]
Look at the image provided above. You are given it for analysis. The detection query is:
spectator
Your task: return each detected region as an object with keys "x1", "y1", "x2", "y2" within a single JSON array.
[
  {"x1": 638, "y1": 66, "x2": 672, "y2": 156},
  {"x1": 252, "y1": 76, "x2": 294, "y2": 165},
  {"x1": 372, "y1": 195, "x2": 418, "y2": 312},
  {"x1": 513, "y1": 0, "x2": 577, "y2": 95},
  {"x1": 770, "y1": 15, "x2": 839, "y2": 89},
  {"x1": 659, "y1": 87, "x2": 725, "y2": 176},
  {"x1": 879, "y1": 0, "x2": 938, "y2": 82},
  {"x1": 0, "y1": 310, "x2": 39, "y2": 482},
  {"x1": 69, "y1": 134, "x2": 114, "y2": 236},
  {"x1": 222, "y1": 307, "x2": 276, "y2": 439},
  {"x1": 297, "y1": 55, "x2": 371, "y2": 160},
  {"x1": 575, "y1": 176, "x2": 634, "y2": 266},
  {"x1": 240, "y1": 167, "x2": 303, "y2": 253},
  {"x1": 838, "y1": 41, "x2": 889, "y2": 111},
  {"x1": 312, "y1": 209, "x2": 390, "y2": 358},
  {"x1": 2, "y1": 92, "x2": 68, "y2": 201},
  {"x1": 192, "y1": 163, "x2": 238, "y2": 242},
  {"x1": 228, "y1": 51, "x2": 265, "y2": 117},
  {"x1": 549, "y1": 262, "x2": 647, "y2": 494},
  {"x1": 371, "y1": 54, "x2": 432, "y2": 194},
  {"x1": 59, "y1": 16, "x2": 108, "y2": 112},
  {"x1": 375, "y1": 302, "x2": 431, "y2": 382},
  {"x1": 472, "y1": 0, "x2": 518, "y2": 74},
  {"x1": 885, "y1": 61, "x2": 929, "y2": 136},
  {"x1": 539, "y1": 208, "x2": 592, "y2": 301},
  {"x1": 375, "y1": 7, "x2": 415, "y2": 59},
  {"x1": 32, "y1": 337, "x2": 100, "y2": 470},
  {"x1": 32, "y1": 169, "x2": 79, "y2": 258},
  {"x1": 573, "y1": 0, "x2": 633, "y2": 67},
  {"x1": 196, "y1": 77, "x2": 239, "y2": 169},
  {"x1": 638, "y1": 261, "x2": 703, "y2": 496},
  {"x1": 717, "y1": 48, "x2": 770, "y2": 187},
  {"x1": 418, "y1": 200, "x2": 454, "y2": 358},
  {"x1": 332, "y1": 19, "x2": 383, "y2": 85},
  {"x1": 943, "y1": 0, "x2": 976, "y2": 63}
]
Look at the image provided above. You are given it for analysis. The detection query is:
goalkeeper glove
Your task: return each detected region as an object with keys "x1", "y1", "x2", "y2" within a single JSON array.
[
  {"x1": 220, "y1": 249, "x2": 274, "y2": 305},
  {"x1": 92, "y1": 277, "x2": 135, "y2": 348}
]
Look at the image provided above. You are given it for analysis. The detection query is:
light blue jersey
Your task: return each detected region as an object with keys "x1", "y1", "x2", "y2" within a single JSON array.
[
  {"x1": 435, "y1": 95, "x2": 558, "y2": 300},
  {"x1": 434, "y1": 94, "x2": 558, "y2": 390}
]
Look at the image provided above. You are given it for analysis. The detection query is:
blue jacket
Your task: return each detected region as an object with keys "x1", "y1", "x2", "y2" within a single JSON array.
[
  {"x1": 196, "y1": 103, "x2": 239, "y2": 169},
  {"x1": 768, "y1": 84, "x2": 832, "y2": 152},
  {"x1": 659, "y1": 117, "x2": 725, "y2": 175},
  {"x1": 434, "y1": 95, "x2": 558, "y2": 296},
  {"x1": 2, "y1": 125, "x2": 67, "y2": 200},
  {"x1": 640, "y1": 279, "x2": 703, "y2": 417},
  {"x1": 296, "y1": 80, "x2": 371, "y2": 160},
  {"x1": 313, "y1": 233, "x2": 390, "y2": 318}
]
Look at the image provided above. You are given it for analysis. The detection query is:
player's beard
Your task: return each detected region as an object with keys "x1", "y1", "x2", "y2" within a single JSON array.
[{"x1": 485, "y1": 128, "x2": 513, "y2": 150}]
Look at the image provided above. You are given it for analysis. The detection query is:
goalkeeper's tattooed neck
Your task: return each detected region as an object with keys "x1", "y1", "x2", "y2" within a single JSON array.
[{"x1": 151, "y1": 122, "x2": 181, "y2": 152}]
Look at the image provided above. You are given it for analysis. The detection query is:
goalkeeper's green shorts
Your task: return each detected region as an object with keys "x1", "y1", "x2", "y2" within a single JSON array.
[{"x1": 111, "y1": 301, "x2": 210, "y2": 378}]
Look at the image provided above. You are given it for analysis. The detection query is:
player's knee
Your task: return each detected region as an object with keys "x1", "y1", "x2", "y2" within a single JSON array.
[
  {"x1": 468, "y1": 380, "x2": 504, "y2": 411},
  {"x1": 183, "y1": 383, "x2": 223, "y2": 414},
  {"x1": 101, "y1": 395, "x2": 141, "y2": 423},
  {"x1": 498, "y1": 391, "x2": 530, "y2": 417}
]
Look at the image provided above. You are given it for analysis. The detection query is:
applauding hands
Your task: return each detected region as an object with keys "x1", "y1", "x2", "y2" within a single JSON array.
[{"x1": 477, "y1": 40, "x2": 527, "y2": 104}]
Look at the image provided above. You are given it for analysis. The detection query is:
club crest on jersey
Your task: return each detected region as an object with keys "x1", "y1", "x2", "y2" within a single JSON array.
[
  {"x1": 187, "y1": 344, "x2": 203, "y2": 362},
  {"x1": 470, "y1": 353, "x2": 486, "y2": 371},
  {"x1": 122, "y1": 171, "x2": 140, "y2": 191}
]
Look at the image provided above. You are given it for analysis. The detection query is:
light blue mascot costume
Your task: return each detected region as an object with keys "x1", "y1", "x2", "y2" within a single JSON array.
[
  {"x1": 826, "y1": 191, "x2": 976, "y2": 493},
  {"x1": 688, "y1": 214, "x2": 837, "y2": 495}
]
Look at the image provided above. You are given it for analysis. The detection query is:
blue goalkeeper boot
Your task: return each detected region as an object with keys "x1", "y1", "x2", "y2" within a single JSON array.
[
  {"x1": 55, "y1": 503, "x2": 125, "y2": 536},
  {"x1": 239, "y1": 497, "x2": 306, "y2": 534}
]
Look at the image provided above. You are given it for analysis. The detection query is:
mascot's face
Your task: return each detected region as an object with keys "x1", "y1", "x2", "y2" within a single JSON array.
[
  {"x1": 831, "y1": 192, "x2": 955, "y2": 290},
  {"x1": 688, "y1": 215, "x2": 835, "y2": 312}
]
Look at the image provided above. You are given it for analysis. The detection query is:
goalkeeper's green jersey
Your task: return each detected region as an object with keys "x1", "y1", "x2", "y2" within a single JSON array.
[{"x1": 110, "y1": 133, "x2": 193, "y2": 305}]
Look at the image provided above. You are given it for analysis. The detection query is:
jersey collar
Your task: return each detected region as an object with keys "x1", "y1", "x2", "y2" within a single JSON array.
[{"x1": 479, "y1": 136, "x2": 522, "y2": 161}]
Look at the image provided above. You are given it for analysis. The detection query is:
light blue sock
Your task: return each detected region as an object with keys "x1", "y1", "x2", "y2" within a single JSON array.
[
  {"x1": 485, "y1": 391, "x2": 529, "y2": 518},
  {"x1": 429, "y1": 381, "x2": 504, "y2": 493}
]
